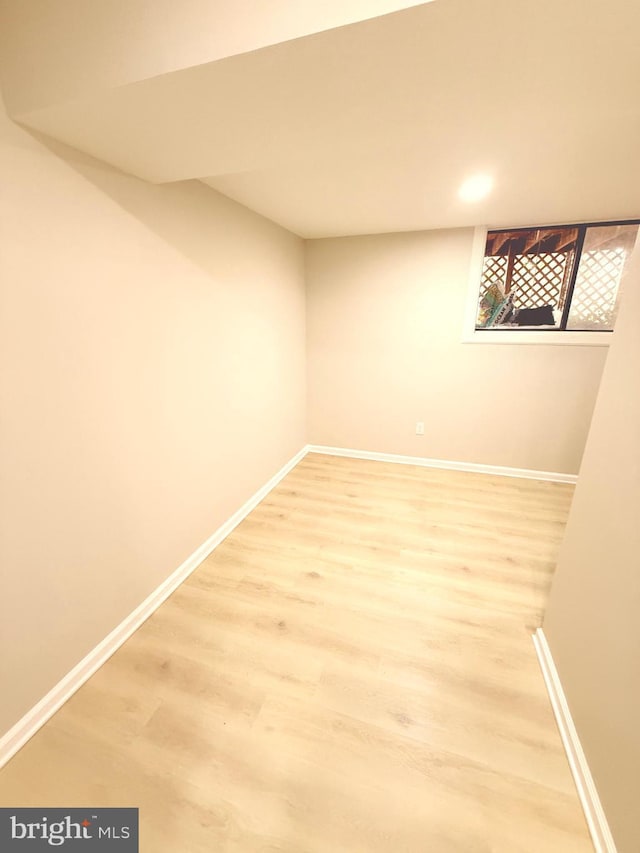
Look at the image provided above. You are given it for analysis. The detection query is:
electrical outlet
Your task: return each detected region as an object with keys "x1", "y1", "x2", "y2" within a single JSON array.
[{"x1": 415, "y1": 421, "x2": 425, "y2": 435}]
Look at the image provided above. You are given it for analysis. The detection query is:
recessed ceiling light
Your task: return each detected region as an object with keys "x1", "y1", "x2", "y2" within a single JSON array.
[{"x1": 458, "y1": 174, "x2": 493, "y2": 202}]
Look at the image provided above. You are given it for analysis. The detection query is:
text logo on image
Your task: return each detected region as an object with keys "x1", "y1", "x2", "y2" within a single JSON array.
[{"x1": 0, "y1": 808, "x2": 138, "y2": 850}]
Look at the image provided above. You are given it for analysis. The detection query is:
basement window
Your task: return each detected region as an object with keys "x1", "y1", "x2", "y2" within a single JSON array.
[{"x1": 470, "y1": 221, "x2": 639, "y2": 342}]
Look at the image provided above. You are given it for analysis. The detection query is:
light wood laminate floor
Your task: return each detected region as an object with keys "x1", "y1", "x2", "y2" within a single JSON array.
[{"x1": 0, "y1": 453, "x2": 592, "y2": 851}]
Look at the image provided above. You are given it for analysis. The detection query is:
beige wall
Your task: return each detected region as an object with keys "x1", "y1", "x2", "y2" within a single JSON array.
[
  {"x1": 0, "y1": 96, "x2": 306, "y2": 736},
  {"x1": 543, "y1": 246, "x2": 640, "y2": 853},
  {"x1": 306, "y1": 229, "x2": 606, "y2": 474}
]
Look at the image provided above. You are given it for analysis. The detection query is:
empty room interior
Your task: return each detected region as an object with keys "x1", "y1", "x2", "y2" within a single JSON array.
[{"x1": 1, "y1": 1, "x2": 639, "y2": 851}]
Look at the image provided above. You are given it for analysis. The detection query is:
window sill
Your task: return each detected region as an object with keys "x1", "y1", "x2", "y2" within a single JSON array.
[{"x1": 462, "y1": 329, "x2": 611, "y2": 346}]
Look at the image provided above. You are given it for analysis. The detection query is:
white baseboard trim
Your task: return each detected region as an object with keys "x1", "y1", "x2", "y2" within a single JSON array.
[
  {"x1": 533, "y1": 628, "x2": 617, "y2": 853},
  {"x1": 0, "y1": 445, "x2": 309, "y2": 771},
  {"x1": 308, "y1": 445, "x2": 578, "y2": 484}
]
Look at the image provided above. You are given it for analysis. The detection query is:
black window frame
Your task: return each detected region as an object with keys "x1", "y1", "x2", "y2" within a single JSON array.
[{"x1": 475, "y1": 218, "x2": 640, "y2": 334}]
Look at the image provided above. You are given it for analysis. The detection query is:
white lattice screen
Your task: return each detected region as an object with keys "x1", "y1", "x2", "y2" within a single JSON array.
[
  {"x1": 510, "y1": 252, "x2": 568, "y2": 309},
  {"x1": 479, "y1": 255, "x2": 507, "y2": 295},
  {"x1": 568, "y1": 248, "x2": 625, "y2": 329},
  {"x1": 479, "y1": 252, "x2": 569, "y2": 308}
]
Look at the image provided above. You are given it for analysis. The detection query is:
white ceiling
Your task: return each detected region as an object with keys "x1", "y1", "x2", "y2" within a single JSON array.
[{"x1": 3, "y1": 0, "x2": 640, "y2": 237}]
